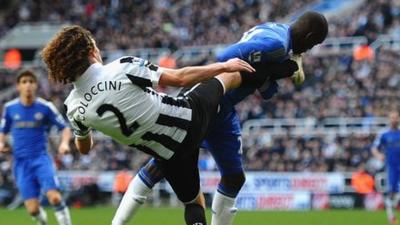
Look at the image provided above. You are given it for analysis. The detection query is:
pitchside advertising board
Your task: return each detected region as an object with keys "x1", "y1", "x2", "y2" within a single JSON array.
[
  {"x1": 200, "y1": 172, "x2": 345, "y2": 193},
  {"x1": 200, "y1": 172, "x2": 345, "y2": 210},
  {"x1": 57, "y1": 171, "x2": 361, "y2": 210},
  {"x1": 57, "y1": 171, "x2": 345, "y2": 193}
]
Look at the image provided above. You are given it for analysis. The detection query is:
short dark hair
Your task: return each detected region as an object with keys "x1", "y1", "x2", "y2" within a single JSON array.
[
  {"x1": 16, "y1": 70, "x2": 37, "y2": 83},
  {"x1": 293, "y1": 11, "x2": 328, "y2": 42},
  {"x1": 41, "y1": 25, "x2": 95, "y2": 84}
]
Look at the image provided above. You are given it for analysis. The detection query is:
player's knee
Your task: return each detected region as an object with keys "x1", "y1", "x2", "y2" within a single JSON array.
[
  {"x1": 143, "y1": 159, "x2": 163, "y2": 176},
  {"x1": 47, "y1": 191, "x2": 62, "y2": 205},
  {"x1": 25, "y1": 200, "x2": 40, "y2": 216},
  {"x1": 27, "y1": 206, "x2": 40, "y2": 216},
  {"x1": 220, "y1": 173, "x2": 246, "y2": 190},
  {"x1": 139, "y1": 159, "x2": 164, "y2": 187}
]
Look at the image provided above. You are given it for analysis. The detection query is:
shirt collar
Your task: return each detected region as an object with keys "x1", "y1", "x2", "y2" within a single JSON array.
[{"x1": 73, "y1": 63, "x2": 103, "y2": 88}]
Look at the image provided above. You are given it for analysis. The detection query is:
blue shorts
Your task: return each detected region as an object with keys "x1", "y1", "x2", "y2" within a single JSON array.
[
  {"x1": 387, "y1": 166, "x2": 400, "y2": 193},
  {"x1": 13, "y1": 154, "x2": 59, "y2": 200},
  {"x1": 201, "y1": 131, "x2": 244, "y2": 176}
]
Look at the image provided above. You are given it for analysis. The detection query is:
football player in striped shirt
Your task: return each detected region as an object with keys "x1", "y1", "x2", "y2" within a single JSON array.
[
  {"x1": 113, "y1": 11, "x2": 328, "y2": 225},
  {"x1": 41, "y1": 25, "x2": 297, "y2": 225}
]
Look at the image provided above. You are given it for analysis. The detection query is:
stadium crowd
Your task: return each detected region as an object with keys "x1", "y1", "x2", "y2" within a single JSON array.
[
  {"x1": 0, "y1": 0, "x2": 400, "y2": 190},
  {"x1": 0, "y1": 0, "x2": 316, "y2": 50}
]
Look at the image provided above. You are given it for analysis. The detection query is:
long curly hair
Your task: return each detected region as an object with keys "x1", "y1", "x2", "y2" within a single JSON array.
[{"x1": 42, "y1": 25, "x2": 95, "y2": 84}]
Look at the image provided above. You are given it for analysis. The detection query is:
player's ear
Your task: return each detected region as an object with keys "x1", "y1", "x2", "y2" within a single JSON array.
[
  {"x1": 88, "y1": 50, "x2": 98, "y2": 64},
  {"x1": 305, "y1": 32, "x2": 314, "y2": 41}
]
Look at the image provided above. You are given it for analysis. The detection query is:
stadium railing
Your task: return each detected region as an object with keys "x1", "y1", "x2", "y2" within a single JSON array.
[{"x1": 241, "y1": 117, "x2": 388, "y2": 137}]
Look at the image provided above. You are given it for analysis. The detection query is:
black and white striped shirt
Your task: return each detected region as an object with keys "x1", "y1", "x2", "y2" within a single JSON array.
[{"x1": 65, "y1": 56, "x2": 192, "y2": 160}]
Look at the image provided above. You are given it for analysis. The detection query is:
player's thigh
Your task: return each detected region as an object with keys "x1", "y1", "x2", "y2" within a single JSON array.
[
  {"x1": 387, "y1": 166, "x2": 400, "y2": 193},
  {"x1": 206, "y1": 133, "x2": 244, "y2": 176},
  {"x1": 182, "y1": 79, "x2": 225, "y2": 136},
  {"x1": 34, "y1": 155, "x2": 60, "y2": 193},
  {"x1": 160, "y1": 148, "x2": 201, "y2": 203},
  {"x1": 13, "y1": 159, "x2": 41, "y2": 200}
]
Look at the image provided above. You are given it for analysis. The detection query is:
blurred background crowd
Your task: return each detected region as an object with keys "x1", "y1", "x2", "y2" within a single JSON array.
[{"x1": 1, "y1": 0, "x2": 400, "y2": 193}]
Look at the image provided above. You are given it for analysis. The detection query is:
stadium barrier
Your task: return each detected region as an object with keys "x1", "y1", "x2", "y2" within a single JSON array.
[
  {"x1": 55, "y1": 170, "x2": 386, "y2": 210},
  {"x1": 241, "y1": 117, "x2": 388, "y2": 137}
]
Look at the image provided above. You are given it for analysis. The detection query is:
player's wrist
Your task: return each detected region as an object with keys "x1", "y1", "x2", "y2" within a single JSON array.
[
  {"x1": 218, "y1": 62, "x2": 228, "y2": 73},
  {"x1": 75, "y1": 130, "x2": 91, "y2": 140}
]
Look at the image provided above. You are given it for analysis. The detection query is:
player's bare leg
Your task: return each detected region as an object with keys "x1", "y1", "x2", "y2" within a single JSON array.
[
  {"x1": 47, "y1": 190, "x2": 72, "y2": 225},
  {"x1": 25, "y1": 199, "x2": 48, "y2": 225}
]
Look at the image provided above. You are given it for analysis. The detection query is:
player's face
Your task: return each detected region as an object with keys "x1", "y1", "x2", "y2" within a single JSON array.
[
  {"x1": 91, "y1": 38, "x2": 103, "y2": 63},
  {"x1": 17, "y1": 76, "x2": 37, "y2": 98},
  {"x1": 293, "y1": 33, "x2": 324, "y2": 54},
  {"x1": 389, "y1": 112, "x2": 400, "y2": 128}
]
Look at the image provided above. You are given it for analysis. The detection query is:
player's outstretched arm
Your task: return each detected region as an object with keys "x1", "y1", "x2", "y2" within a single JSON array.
[{"x1": 158, "y1": 58, "x2": 255, "y2": 87}]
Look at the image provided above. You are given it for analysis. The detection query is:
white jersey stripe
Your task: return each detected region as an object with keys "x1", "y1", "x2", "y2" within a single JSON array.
[
  {"x1": 142, "y1": 141, "x2": 175, "y2": 159},
  {"x1": 159, "y1": 104, "x2": 192, "y2": 121},
  {"x1": 65, "y1": 56, "x2": 194, "y2": 160}
]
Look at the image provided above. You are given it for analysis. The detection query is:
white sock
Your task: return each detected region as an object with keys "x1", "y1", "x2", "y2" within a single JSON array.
[
  {"x1": 32, "y1": 207, "x2": 48, "y2": 225},
  {"x1": 385, "y1": 197, "x2": 395, "y2": 220},
  {"x1": 112, "y1": 175, "x2": 152, "y2": 225},
  {"x1": 394, "y1": 194, "x2": 400, "y2": 206},
  {"x1": 211, "y1": 191, "x2": 238, "y2": 225},
  {"x1": 54, "y1": 206, "x2": 72, "y2": 225}
]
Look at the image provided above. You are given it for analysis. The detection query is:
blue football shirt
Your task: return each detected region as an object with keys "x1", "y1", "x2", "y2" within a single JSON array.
[{"x1": 0, "y1": 98, "x2": 66, "y2": 158}]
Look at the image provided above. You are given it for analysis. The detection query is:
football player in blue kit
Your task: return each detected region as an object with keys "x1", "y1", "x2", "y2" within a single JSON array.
[
  {"x1": 372, "y1": 110, "x2": 400, "y2": 225},
  {"x1": 0, "y1": 70, "x2": 73, "y2": 225},
  {"x1": 112, "y1": 11, "x2": 328, "y2": 225}
]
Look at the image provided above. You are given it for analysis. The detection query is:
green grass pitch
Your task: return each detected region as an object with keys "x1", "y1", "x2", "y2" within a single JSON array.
[{"x1": 0, "y1": 206, "x2": 392, "y2": 225}]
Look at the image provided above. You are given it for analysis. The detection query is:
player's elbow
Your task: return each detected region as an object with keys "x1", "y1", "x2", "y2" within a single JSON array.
[
  {"x1": 160, "y1": 69, "x2": 189, "y2": 87},
  {"x1": 170, "y1": 69, "x2": 190, "y2": 87},
  {"x1": 171, "y1": 75, "x2": 191, "y2": 87},
  {"x1": 177, "y1": 77, "x2": 192, "y2": 87}
]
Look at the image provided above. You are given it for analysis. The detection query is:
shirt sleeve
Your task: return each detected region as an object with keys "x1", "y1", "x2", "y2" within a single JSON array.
[
  {"x1": 120, "y1": 56, "x2": 164, "y2": 88},
  {"x1": 216, "y1": 38, "x2": 287, "y2": 63},
  {"x1": 46, "y1": 102, "x2": 67, "y2": 131},
  {"x1": 64, "y1": 102, "x2": 91, "y2": 140},
  {"x1": 0, "y1": 106, "x2": 11, "y2": 134},
  {"x1": 372, "y1": 132, "x2": 385, "y2": 150}
]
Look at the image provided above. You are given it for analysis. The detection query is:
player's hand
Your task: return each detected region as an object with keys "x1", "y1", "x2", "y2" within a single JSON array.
[
  {"x1": 58, "y1": 142, "x2": 71, "y2": 155},
  {"x1": 376, "y1": 152, "x2": 385, "y2": 162},
  {"x1": 290, "y1": 54, "x2": 305, "y2": 85},
  {"x1": 0, "y1": 142, "x2": 8, "y2": 153},
  {"x1": 222, "y1": 58, "x2": 255, "y2": 73}
]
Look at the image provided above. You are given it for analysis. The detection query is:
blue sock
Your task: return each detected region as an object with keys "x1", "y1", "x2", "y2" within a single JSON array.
[
  {"x1": 138, "y1": 159, "x2": 164, "y2": 188},
  {"x1": 217, "y1": 183, "x2": 241, "y2": 198}
]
